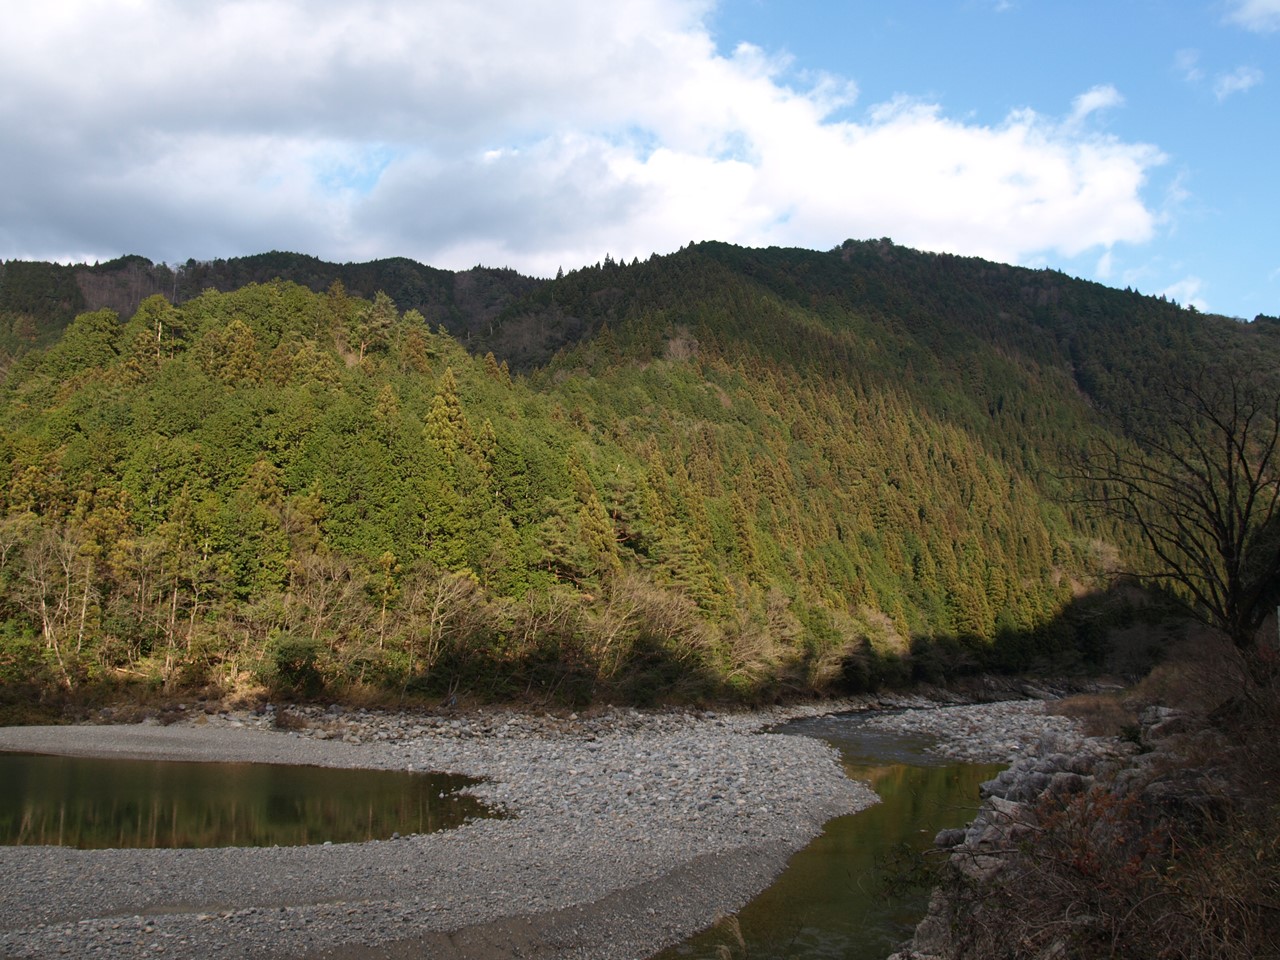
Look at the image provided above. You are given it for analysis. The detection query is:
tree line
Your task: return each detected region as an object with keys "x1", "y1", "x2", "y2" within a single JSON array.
[{"x1": 1, "y1": 243, "x2": 1275, "y2": 707}]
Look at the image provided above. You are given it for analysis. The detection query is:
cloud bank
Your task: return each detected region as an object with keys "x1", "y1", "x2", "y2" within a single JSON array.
[{"x1": 0, "y1": 0, "x2": 1165, "y2": 276}]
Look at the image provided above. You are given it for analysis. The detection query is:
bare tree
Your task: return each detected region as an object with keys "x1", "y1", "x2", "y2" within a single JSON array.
[
  {"x1": 1072, "y1": 369, "x2": 1280, "y2": 658},
  {"x1": 286, "y1": 551, "x2": 359, "y2": 645},
  {"x1": 16, "y1": 521, "x2": 89, "y2": 687},
  {"x1": 403, "y1": 568, "x2": 480, "y2": 681}
]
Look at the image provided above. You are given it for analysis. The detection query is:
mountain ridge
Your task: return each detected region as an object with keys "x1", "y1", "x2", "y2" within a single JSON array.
[
  {"x1": 4, "y1": 239, "x2": 1270, "y2": 368},
  {"x1": 0, "y1": 239, "x2": 1275, "y2": 705}
]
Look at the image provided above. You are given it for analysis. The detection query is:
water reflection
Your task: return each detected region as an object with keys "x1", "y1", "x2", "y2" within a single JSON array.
[
  {"x1": 656, "y1": 716, "x2": 1000, "y2": 960},
  {"x1": 0, "y1": 752, "x2": 494, "y2": 849}
]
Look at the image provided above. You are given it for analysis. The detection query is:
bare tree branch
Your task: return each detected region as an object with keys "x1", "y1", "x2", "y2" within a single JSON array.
[{"x1": 1065, "y1": 368, "x2": 1280, "y2": 654}]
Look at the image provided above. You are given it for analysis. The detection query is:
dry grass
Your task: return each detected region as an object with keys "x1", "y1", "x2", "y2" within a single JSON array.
[
  {"x1": 941, "y1": 781, "x2": 1280, "y2": 959},
  {"x1": 1051, "y1": 628, "x2": 1257, "y2": 740},
  {"x1": 940, "y1": 627, "x2": 1280, "y2": 960},
  {"x1": 1130, "y1": 626, "x2": 1250, "y2": 714},
  {"x1": 1048, "y1": 691, "x2": 1138, "y2": 738}
]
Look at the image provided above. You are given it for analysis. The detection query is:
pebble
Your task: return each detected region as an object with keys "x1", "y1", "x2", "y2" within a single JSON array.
[
  {"x1": 858, "y1": 698, "x2": 1088, "y2": 762},
  {"x1": 0, "y1": 701, "x2": 879, "y2": 960},
  {"x1": 0, "y1": 694, "x2": 1088, "y2": 960}
]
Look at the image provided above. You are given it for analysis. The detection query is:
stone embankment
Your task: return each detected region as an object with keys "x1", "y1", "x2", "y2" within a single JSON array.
[{"x1": 886, "y1": 703, "x2": 1230, "y2": 960}]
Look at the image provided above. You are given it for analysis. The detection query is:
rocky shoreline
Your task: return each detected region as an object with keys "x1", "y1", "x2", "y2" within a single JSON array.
[
  {"x1": 856, "y1": 697, "x2": 1090, "y2": 763},
  {"x1": 0, "y1": 693, "x2": 1087, "y2": 960},
  {"x1": 884, "y1": 702, "x2": 1239, "y2": 960}
]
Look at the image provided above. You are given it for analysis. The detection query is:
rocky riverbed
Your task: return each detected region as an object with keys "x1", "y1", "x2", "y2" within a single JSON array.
[
  {"x1": 0, "y1": 701, "x2": 877, "y2": 960},
  {"x1": 0, "y1": 694, "x2": 1084, "y2": 960},
  {"x1": 857, "y1": 697, "x2": 1090, "y2": 763}
]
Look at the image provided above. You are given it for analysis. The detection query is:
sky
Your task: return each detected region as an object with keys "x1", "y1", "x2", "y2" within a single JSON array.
[{"x1": 1, "y1": 1, "x2": 1276, "y2": 320}]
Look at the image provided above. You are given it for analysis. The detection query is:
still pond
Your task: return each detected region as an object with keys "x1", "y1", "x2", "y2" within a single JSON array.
[{"x1": 0, "y1": 752, "x2": 492, "y2": 849}]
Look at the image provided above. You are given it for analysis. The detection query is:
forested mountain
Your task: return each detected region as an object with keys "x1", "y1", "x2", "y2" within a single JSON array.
[
  {"x1": 1, "y1": 240, "x2": 1275, "y2": 706},
  {"x1": 0, "y1": 253, "x2": 540, "y2": 357}
]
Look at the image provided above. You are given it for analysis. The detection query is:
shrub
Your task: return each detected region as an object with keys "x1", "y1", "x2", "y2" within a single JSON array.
[
  {"x1": 262, "y1": 631, "x2": 324, "y2": 696},
  {"x1": 1048, "y1": 692, "x2": 1138, "y2": 738},
  {"x1": 938, "y1": 668, "x2": 1280, "y2": 960}
]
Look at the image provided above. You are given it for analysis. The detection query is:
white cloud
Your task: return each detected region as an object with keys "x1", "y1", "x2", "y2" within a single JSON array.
[
  {"x1": 1214, "y1": 65, "x2": 1264, "y2": 100},
  {"x1": 1175, "y1": 49, "x2": 1204, "y2": 83},
  {"x1": 1225, "y1": 0, "x2": 1280, "y2": 32},
  {"x1": 1160, "y1": 276, "x2": 1208, "y2": 312},
  {"x1": 0, "y1": 0, "x2": 1166, "y2": 276},
  {"x1": 1068, "y1": 84, "x2": 1125, "y2": 126},
  {"x1": 1176, "y1": 49, "x2": 1263, "y2": 102}
]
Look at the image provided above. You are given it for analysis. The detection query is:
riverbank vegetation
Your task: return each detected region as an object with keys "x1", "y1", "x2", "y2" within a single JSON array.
[
  {"x1": 922, "y1": 632, "x2": 1280, "y2": 959},
  {"x1": 1, "y1": 241, "x2": 1276, "y2": 713}
]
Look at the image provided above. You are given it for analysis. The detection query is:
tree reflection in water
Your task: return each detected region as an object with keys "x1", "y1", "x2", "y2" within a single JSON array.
[
  {"x1": 0, "y1": 752, "x2": 494, "y2": 849},
  {"x1": 656, "y1": 718, "x2": 1001, "y2": 960}
]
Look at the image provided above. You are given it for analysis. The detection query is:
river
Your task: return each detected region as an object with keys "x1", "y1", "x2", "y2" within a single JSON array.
[{"x1": 653, "y1": 712, "x2": 1001, "y2": 960}]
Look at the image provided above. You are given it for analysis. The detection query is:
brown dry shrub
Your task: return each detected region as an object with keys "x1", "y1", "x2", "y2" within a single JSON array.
[
  {"x1": 1165, "y1": 803, "x2": 1280, "y2": 959},
  {"x1": 1132, "y1": 626, "x2": 1250, "y2": 715},
  {"x1": 1048, "y1": 691, "x2": 1138, "y2": 738},
  {"x1": 942, "y1": 781, "x2": 1280, "y2": 959},
  {"x1": 943, "y1": 788, "x2": 1171, "y2": 959},
  {"x1": 943, "y1": 648, "x2": 1280, "y2": 960},
  {"x1": 586, "y1": 573, "x2": 711, "y2": 679}
]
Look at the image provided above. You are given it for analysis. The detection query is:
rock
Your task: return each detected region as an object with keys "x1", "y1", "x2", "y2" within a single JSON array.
[
  {"x1": 1047, "y1": 771, "x2": 1089, "y2": 795},
  {"x1": 888, "y1": 694, "x2": 1233, "y2": 960}
]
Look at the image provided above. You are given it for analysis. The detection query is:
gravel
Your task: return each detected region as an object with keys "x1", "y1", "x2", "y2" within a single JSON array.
[
  {"x1": 0, "y1": 703, "x2": 878, "y2": 960},
  {"x1": 0, "y1": 695, "x2": 1086, "y2": 959},
  {"x1": 856, "y1": 698, "x2": 1089, "y2": 763}
]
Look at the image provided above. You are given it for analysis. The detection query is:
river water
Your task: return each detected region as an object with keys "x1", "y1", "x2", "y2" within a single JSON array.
[
  {"x1": 0, "y1": 751, "x2": 493, "y2": 848},
  {"x1": 1, "y1": 713, "x2": 997, "y2": 958},
  {"x1": 654, "y1": 713, "x2": 1001, "y2": 960}
]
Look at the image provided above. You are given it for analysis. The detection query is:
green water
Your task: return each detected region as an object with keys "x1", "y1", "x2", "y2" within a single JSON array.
[
  {"x1": 655, "y1": 715, "x2": 1001, "y2": 960},
  {"x1": 0, "y1": 752, "x2": 494, "y2": 849}
]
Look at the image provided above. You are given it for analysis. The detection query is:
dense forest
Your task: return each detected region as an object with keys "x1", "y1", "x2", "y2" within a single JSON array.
[{"x1": 1, "y1": 240, "x2": 1276, "y2": 707}]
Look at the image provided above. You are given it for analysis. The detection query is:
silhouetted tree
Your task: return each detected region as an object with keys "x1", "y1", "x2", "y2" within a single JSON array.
[{"x1": 1073, "y1": 368, "x2": 1280, "y2": 658}]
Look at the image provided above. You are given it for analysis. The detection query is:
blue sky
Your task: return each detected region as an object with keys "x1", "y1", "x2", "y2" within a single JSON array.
[
  {"x1": 1, "y1": 1, "x2": 1276, "y2": 319},
  {"x1": 712, "y1": 1, "x2": 1279, "y2": 317}
]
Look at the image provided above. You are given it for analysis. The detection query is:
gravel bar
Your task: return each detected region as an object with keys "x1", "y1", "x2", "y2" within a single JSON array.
[
  {"x1": 0, "y1": 703, "x2": 880, "y2": 960},
  {"x1": 857, "y1": 698, "x2": 1088, "y2": 763}
]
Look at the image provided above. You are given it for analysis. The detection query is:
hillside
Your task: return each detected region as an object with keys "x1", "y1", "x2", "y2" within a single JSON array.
[
  {"x1": 0, "y1": 253, "x2": 542, "y2": 358},
  {"x1": 0, "y1": 240, "x2": 1275, "y2": 707}
]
